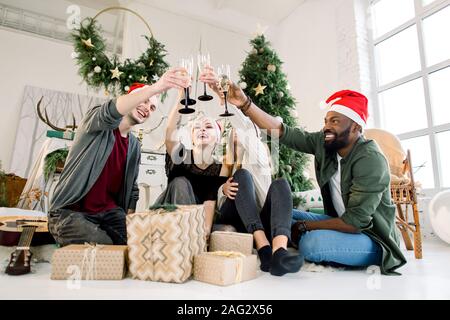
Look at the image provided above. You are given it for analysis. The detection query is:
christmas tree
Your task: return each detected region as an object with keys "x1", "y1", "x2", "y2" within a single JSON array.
[{"x1": 238, "y1": 34, "x2": 313, "y2": 206}]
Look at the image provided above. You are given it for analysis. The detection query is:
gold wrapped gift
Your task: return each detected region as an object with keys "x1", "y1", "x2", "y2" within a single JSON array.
[
  {"x1": 193, "y1": 251, "x2": 257, "y2": 286},
  {"x1": 127, "y1": 205, "x2": 206, "y2": 283},
  {"x1": 209, "y1": 231, "x2": 254, "y2": 255},
  {"x1": 50, "y1": 244, "x2": 127, "y2": 280}
]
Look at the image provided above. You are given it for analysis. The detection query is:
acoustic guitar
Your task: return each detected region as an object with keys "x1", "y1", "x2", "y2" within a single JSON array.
[{"x1": 0, "y1": 215, "x2": 54, "y2": 275}]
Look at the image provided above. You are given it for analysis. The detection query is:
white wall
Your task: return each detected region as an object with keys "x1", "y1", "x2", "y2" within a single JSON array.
[
  {"x1": 120, "y1": 1, "x2": 252, "y2": 151},
  {"x1": 270, "y1": 0, "x2": 374, "y2": 185},
  {"x1": 0, "y1": 0, "x2": 251, "y2": 173},
  {"x1": 0, "y1": 0, "x2": 122, "y2": 173},
  {"x1": 123, "y1": 2, "x2": 250, "y2": 70},
  {"x1": 272, "y1": 0, "x2": 373, "y2": 132},
  {"x1": 0, "y1": 28, "x2": 94, "y2": 173}
]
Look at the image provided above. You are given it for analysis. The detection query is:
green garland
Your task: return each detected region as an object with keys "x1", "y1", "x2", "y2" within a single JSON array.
[
  {"x1": 44, "y1": 149, "x2": 69, "y2": 181},
  {"x1": 71, "y1": 18, "x2": 169, "y2": 96}
]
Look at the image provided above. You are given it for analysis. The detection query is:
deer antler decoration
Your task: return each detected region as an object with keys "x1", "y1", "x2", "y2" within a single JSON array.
[{"x1": 36, "y1": 96, "x2": 77, "y2": 132}]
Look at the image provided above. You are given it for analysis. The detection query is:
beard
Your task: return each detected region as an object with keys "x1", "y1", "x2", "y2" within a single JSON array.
[{"x1": 324, "y1": 124, "x2": 352, "y2": 152}]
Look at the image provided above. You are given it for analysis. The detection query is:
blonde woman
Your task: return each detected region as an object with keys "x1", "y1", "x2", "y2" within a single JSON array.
[
  {"x1": 155, "y1": 92, "x2": 230, "y2": 239},
  {"x1": 158, "y1": 83, "x2": 303, "y2": 276}
]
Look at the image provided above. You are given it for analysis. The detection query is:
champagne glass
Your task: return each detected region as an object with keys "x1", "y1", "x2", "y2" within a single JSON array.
[
  {"x1": 197, "y1": 52, "x2": 213, "y2": 101},
  {"x1": 217, "y1": 64, "x2": 234, "y2": 117},
  {"x1": 179, "y1": 56, "x2": 196, "y2": 114}
]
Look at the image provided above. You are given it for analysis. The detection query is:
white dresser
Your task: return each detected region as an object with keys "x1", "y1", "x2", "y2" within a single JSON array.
[{"x1": 135, "y1": 150, "x2": 167, "y2": 212}]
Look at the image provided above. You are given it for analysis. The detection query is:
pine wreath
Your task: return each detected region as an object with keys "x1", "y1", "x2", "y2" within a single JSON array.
[{"x1": 71, "y1": 14, "x2": 169, "y2": 96}]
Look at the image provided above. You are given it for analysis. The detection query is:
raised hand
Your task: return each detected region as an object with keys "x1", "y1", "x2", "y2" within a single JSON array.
[
  {"x1": 199, "y1": 66, "x2": 247, "y2": 107},
  {"x1": 226, "y1": 81, "x2": 248, "y2": 108},
  {"x1": 152, "y1": 67, "x2": 190, "y2": 94},
  {"x1": 199, "y1": 66, "x2": 222, "y2": 101}
]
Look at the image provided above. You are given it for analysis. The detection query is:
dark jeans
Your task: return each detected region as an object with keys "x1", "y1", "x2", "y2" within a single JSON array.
[
  {"x1": 216, "y1": 169, "x2": 293, "y2": 241},
  {"x1": 48, "y1": 207, "x2": 127, "y2": 246}
]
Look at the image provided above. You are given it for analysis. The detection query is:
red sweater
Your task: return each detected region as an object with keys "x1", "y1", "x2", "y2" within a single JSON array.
[{"x1": 73, "y1": 129, "x2": 129, "y2": 214}]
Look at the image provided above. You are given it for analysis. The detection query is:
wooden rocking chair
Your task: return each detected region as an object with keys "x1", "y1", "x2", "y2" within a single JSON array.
[{"x1": 365, "y1": 129, "x2": 422, "y2": 259}]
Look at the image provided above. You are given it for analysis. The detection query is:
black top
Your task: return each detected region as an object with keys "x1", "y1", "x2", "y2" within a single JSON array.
[{"x1": 165, "y1": 150, "x2": 228, "y2": 203}]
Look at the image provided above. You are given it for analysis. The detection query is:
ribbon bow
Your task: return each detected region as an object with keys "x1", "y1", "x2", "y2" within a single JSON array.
[
  {"x1": 80, "y1": 243, "x2": 104, "y2": 280},
  {"x1": 209, "y1": 251, "x2": 245, "y2": 283}
]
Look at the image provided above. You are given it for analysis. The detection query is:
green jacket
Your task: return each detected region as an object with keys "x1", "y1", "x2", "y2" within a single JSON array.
[{"x1": 280, "y1": 124, "x2": 406, "y2": 275}]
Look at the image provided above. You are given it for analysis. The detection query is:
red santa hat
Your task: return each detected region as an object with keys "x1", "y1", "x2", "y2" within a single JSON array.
[
  {"x1": 325, "y1": 90, "x2": 368, "y2": 128},
  {"x1": 127, "y1": 82, "x2": 149, "y2": 94}
]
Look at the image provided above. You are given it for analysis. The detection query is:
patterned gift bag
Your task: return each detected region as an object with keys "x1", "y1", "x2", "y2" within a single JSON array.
[{"x1": 127, "y1": 205, "x2": 206, "y2": 283}]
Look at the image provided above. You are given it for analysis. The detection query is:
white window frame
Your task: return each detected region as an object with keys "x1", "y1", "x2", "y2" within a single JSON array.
[{"x1": 369, "y1": 0, "x2": 450, "y2": 194}]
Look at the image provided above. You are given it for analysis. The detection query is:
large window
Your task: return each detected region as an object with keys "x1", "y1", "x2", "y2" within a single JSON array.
[{"x1": 371, "y1": 0, "x2": 450, "y2": 191}]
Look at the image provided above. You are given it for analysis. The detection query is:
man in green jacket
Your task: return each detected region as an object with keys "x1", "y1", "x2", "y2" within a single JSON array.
[{"x1": 200, "y1": 69, "x2": 406, "y2": 275}]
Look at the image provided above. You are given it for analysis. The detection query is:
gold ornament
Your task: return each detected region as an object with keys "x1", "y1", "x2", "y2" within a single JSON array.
[
  {"x1": 267, "y1": 64, "x2": 276, "y2": 72},
  {"x1": 140, "y1": 76, "x2": 148, "y2": 82},
  {"x1": 81, "y1": 38, "x2": 95, "y2": 48},
  {"x1": 149, "y1": 59, "x2": 154, "y2": 67},
  {"x1": 104, "y1": 90, "x2": 110, "y2": 96},
  {"x1": 253, "y1": 83, "x2": 267, "y2": 96},
  {"x1": 259, "y1": 48, "x2": 264, "y2": 53},
  {"x1": 110, "y1": 67, "x2": 123, "y2": 80}
]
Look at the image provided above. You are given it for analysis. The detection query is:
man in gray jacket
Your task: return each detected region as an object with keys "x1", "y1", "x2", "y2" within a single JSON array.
[{"x1": 49, "y1": 68, "x2": 189, "y2": 246}]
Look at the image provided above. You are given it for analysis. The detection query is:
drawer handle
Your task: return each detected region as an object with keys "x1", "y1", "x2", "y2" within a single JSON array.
[
  {"x1": 146, "y1": 169, "x2": 156, "y2": 175},
  {"x1": 146, "y1": 155, "x2": 157, "y2": 161}
]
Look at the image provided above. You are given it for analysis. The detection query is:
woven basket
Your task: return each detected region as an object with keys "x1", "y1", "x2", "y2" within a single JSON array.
[
  {"x1": 391, "y1": 184, "x2": 415, "y2": 205},
  {"x1": 0, "y1": 174, "x2": 27, "y2": 207}
]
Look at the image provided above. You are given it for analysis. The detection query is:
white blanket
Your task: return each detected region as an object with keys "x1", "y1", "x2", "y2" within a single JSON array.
[{"x1": 0, "y1": 207, "x2": 46, "y2": 217}]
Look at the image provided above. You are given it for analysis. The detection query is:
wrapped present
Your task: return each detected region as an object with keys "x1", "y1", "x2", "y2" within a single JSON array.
[
  {"x1": 50, "y1": 244, "x2": 127, "y2": 280},
  {"x1": 209, "y1": 231, "x2": 253, "y2": 255},
  {"x1": 127, "y1": 205, "x2": 206, "y2": 283},
  {"x1": 193, "y1": 251, "x2": 257, "y2": 286}
]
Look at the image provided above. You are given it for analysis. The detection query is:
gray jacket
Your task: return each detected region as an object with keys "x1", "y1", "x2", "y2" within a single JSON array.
[{"x1": 49, "y1": 99, "x2": 140, "y2": 213}]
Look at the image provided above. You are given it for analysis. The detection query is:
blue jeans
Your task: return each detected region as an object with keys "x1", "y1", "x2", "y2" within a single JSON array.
[{"x1": 292, "y1": 210, "x2": 382, "y2": 267}]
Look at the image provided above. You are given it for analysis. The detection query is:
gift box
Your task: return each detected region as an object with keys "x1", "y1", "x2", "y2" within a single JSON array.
[
  {"x1": 193, "y1": 251, "x2": 257, "y2": 286},
  {"x1": 50, "y1": 244, "x2": 127, "y2": 280},
  {"x1": 209, "y1": 231, "x2": 253, "y2": 255},
  {"x1": 126, "y1": 205, "x2": 206, "y2": 283}
]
